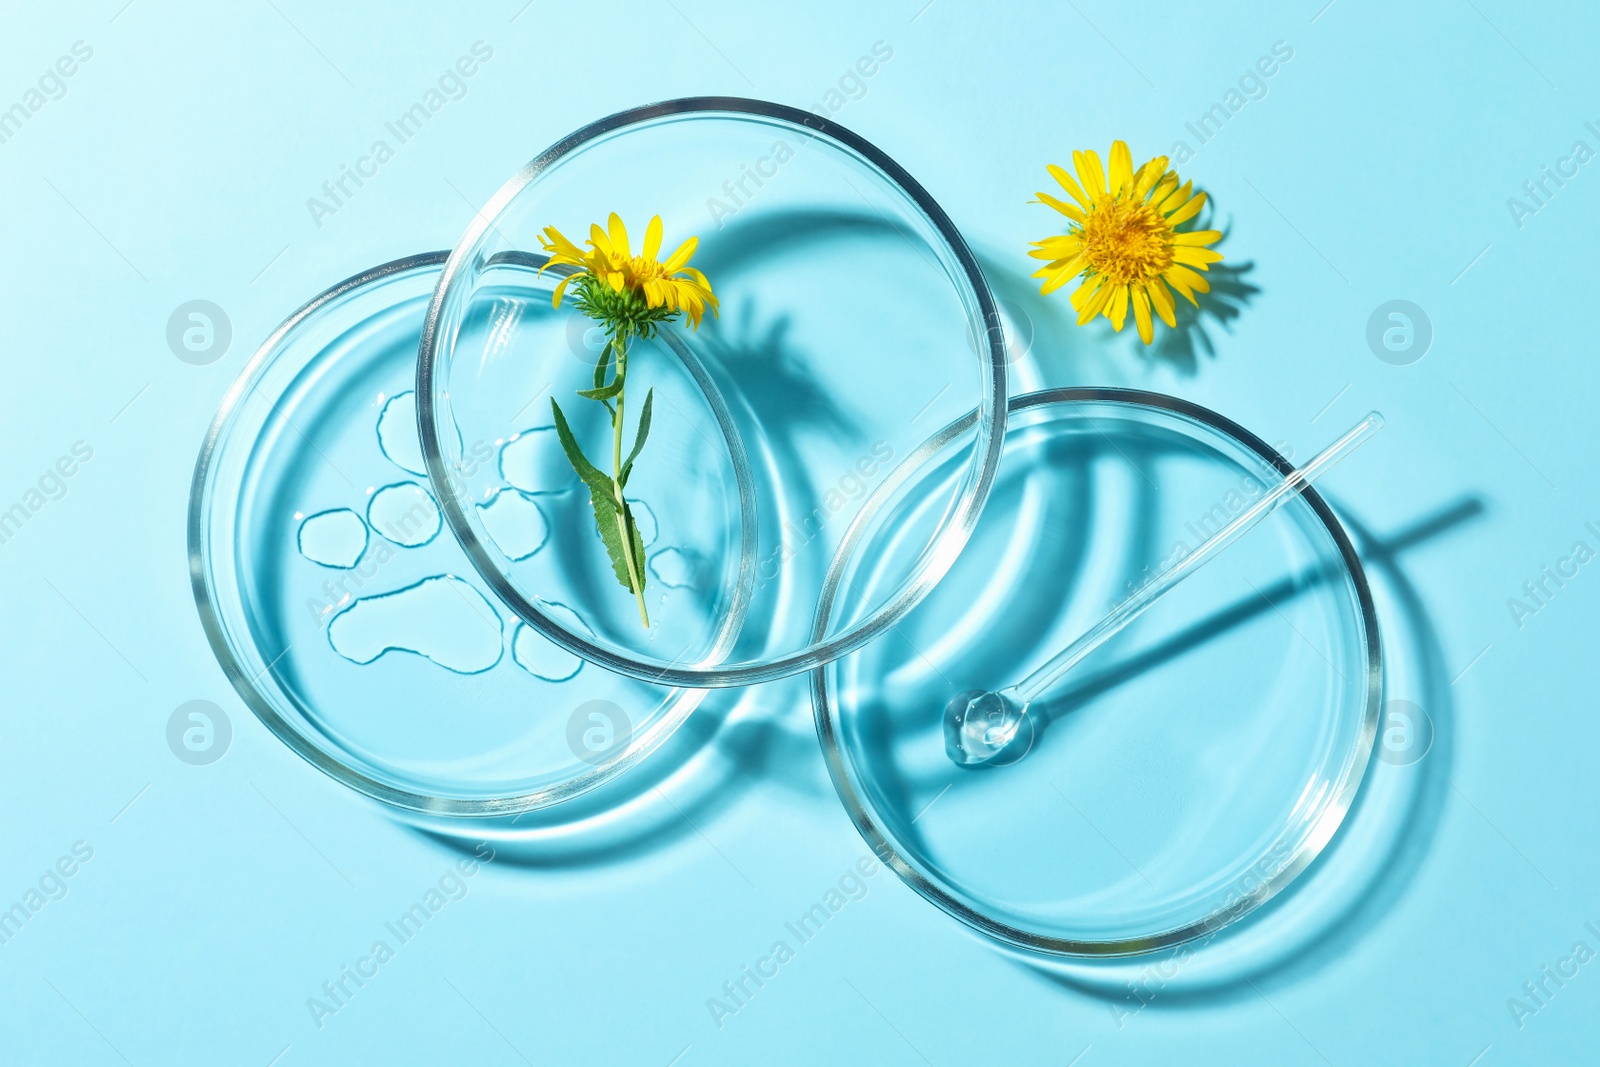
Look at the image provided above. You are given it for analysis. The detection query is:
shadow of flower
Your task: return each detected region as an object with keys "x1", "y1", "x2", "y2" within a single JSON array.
[
  {"x1": 1141, "y1": 252, "x2": 1260, "y2": 375},
  {"x1": 1144, "y1": 196, "x2": 1258, "y2": 373},
  {"x1": 1137, "y1": 201, "x2": 1258, "y2": 374}
]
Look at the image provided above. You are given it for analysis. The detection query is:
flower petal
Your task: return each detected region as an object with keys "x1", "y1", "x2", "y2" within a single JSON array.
[
  {"x1": 1130, "y1": 284, "x2": 1154, "y2": 344},
  {"x1": 1171, "y1": 229, "x2": 1222, "y2": 245},
  {"x1": 682, "y1": 287, "x2": 706, "y2": 327},
  {"x1": 1134, "y1": 157, "x2": 1170, "y2": 197},
  {"x1": 662, "y1": 235, "x2": 698, "y2": 272},
  {"x1": 1070, "y1": 272, "x2": 1103, "y2": 311},
  {"x1": 1172, "y1": 245, "x2": 1224, "y2": 268},
  {"x1": 1078, "y1": 278, "x2": 1115, "y2": 325},
  {"x1": 677, "y1": 266, "x2": 710, "y2": 287},
  {"x1": 1109, "y1": 141, "x2": 1134, "y2": 194},
  {"x1": 607, "y1": 213, "x2": 631, "y2": 260},
  {"x1": 1074, "y1": 149, "x2": 1106, "y2": 199},
  {"x1": 1157, "y1": 180, "x2": 1192, "y2": 215},
  {"x1": 1165, "y1": 191, "x2": 1208, "y2": 227},
  {"x1": 1146, "y1": 280, "x2": 1177, "y2": 328},
  {"x1": 551, "y1": 273, "x2": 572, "y2": 308},
  {"x1": 1163, "y1": 264, "x2": 1211, "y2": 302},
  {"x1": 1037, "y1": 256, "x2": 1087, "y2": 295},
  {"x1": 642, "y1": 215, "x2": 663, "y2": 261},
  {"x1": 1109, "y1": 283, "x2": 1130, "y2": 330},
  {"x1": 1030, "y1": 253, "x2": 1080, "y2": 269},
  {"x1": 1029, "y1": 234, "x2": 1082, "y2": 260},
  {"x1": 538, "y1": 225, "x2": 585, "y2": 263},
  {"x1": 1048, "y1": 163, "x2": 1091, "y2": 208},
  {"x1": 1034, "y1": 191, "x2": 1085, "y2": 224}
]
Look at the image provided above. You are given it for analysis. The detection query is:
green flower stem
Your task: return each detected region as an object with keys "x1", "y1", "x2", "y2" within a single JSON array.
[{"x1": 610, "y1": 334, "x2": 650, "y2": 627}]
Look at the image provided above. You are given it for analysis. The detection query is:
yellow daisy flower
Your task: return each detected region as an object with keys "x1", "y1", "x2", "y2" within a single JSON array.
[
  {"x1": 1030, "y1": 141, "x2": 1223, "y2": 344},
  {"x1": 535, "y1": 213, "x2": 720, "y2": 629},
  {"x1": 539, "y1": 212, "x2": 718, "y2": 331}
]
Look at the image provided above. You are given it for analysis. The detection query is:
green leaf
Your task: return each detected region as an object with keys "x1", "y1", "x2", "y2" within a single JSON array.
[
  {"x1": 577, "y1": 340, "x2": 624, "y2": 401},
  {"x1": 553, "y1": 397, "x2": 646, "y2": 595},
  {"x1": 619, "y1": 388, "x2": 653, "y2": 488},
  {"x1": 549, "y1": 398, "x2": 613, "y2": 500},
  {"x1": 587, "y1": 486, "x2": 629, "y2": 590},
  {"x1": 586, "y1": 488, "x2": 648, "y2": 593},
  {"x1": 576, "y1": 380, "x2": 625, "y2": 402},
  {"x1": 623, "y1": 498, "x2": 647, "y2": 594}
]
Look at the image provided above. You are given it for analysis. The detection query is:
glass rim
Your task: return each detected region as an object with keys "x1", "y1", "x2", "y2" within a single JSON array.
[
  {"x1": 187, "y1": 252, "x2": 718, "y2": 816},
  {"x1": 415, "y1": 95, "x2": 1009, "y2": 688},
  {"x1": 809, "y1": 387, "x2": 1384, "y2": 957}
]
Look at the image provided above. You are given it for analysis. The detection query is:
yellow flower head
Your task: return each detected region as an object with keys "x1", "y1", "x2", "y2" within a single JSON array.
[
  {"x1": 1030, "y1": 141, "x2": 1223, "y2": 344},
  {"x1": 538, "y1": 212, "x2": 719, "y2": 332}
]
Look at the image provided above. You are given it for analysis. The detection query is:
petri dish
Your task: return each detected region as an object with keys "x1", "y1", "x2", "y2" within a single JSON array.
[
  {"x1": 188, "y1": 253, "x2": 744, "y2": 814},
  {"x1": 417, "y1": 97, "x2": 1007, "y2": 688},
  {"x1": 811, "y1": 388, "x2": 1382, "y2": 955}
]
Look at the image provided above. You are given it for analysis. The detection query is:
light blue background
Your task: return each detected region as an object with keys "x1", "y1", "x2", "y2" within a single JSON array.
[{"x1": 2, "y1": 1, "x2": 1597, "y2": 1063}]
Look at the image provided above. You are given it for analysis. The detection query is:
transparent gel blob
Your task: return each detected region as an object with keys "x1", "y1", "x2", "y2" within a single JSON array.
[
  {"x1": 476, "y1": 490, "x2": 550, "y2": 561},
  {"x1": 328, "y1": 575, "x2": 503, "y2": 674},
  {"x1": 296, "y1": 508, "x2": 368, "y2": 568},
  {"x1": 367, "y1": 481, "x2": 441, "y2": 547}
]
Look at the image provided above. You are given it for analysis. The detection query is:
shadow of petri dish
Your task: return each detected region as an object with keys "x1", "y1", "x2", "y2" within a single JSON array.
[
  {"x1": 407, "y1": 677, "x2": 808, "y2": 869},
  {"x1": 189, "y1": 253, "x2": 752, "y2": 816},
  {"x1": 1013, "y1": 498, "x2": 1476, "y2": 995},
  {"x1": 812, "y1": 389, "x2": 1381, "y2": 957}
]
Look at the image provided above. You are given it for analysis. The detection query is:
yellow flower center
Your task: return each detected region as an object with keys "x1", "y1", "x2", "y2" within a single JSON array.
[
  {"x1": 1081, "y1": 195, "x2": 1174, "y2": 286},
  {"x1": 626, "y1": 256, "x2": 665, "y2": 285}
]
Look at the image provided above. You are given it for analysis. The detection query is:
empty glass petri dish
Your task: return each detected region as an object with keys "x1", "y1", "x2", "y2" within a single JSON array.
[
  {"x1": 811, "y1": 389, "x2": 1381, "y2": 955},
  {"x1": 188, "y1": 254, "x2": 742, "y2": 814},
  {"x1": 417, "y1": 97, "x2": 1007, "y2": 687}
]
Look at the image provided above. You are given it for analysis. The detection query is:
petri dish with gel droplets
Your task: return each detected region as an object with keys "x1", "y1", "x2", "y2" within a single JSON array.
[{"x1": 188, "y1": 253, "x2": 742, "y2": 814}]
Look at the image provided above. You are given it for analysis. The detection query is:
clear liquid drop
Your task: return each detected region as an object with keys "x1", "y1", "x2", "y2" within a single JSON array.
[
  {"x1": 477, "y1": 490, "x2": 549, "y2": 560},
  {"x1": 943, "y1": 689, "x2": 1033, "y2": 767},
  {"x1": 499, "y1": 426, "x2": 574, "y2": 495},
  {"x1": 648, "y1": 546, "x2": 695, "y2": 589},
  {"x1": 375, "y1": 391, "x2": 426, "y2": 476},
  {"x1": 367, "y1": 481, "x2": 441, "y2": 547},
  {"x1": 296, "y1": 508, "x2": 368, "y2": 568},
  {"x1": 327, "y1": 575, "x2": 503, "y2": 674},
  {"x1": 509, "y1": 601, "x2": 592, "y2": 682}
]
